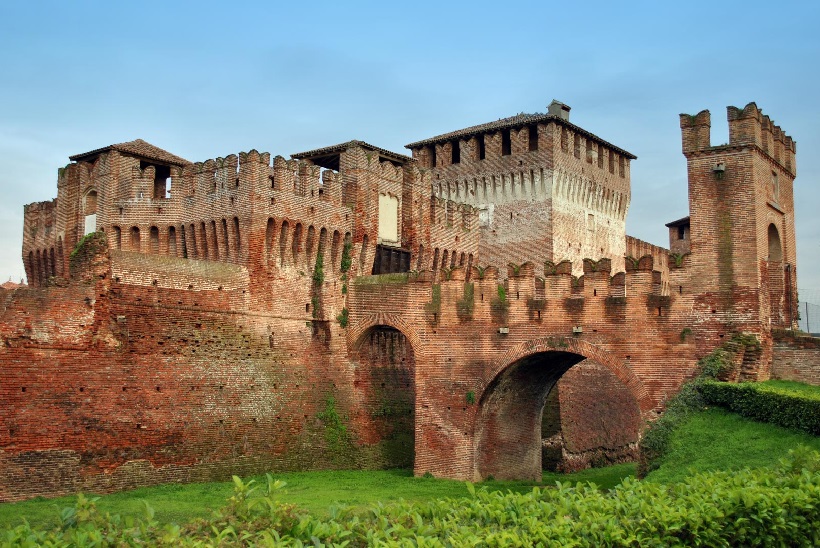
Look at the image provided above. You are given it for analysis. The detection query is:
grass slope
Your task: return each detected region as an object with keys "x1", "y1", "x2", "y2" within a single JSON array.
[
  {"x1": 646, "y1": 407, "x2": 820, "y2": 484},
  {"x1": 0, "y1": 465, "x2": 635, "y2": 530}
]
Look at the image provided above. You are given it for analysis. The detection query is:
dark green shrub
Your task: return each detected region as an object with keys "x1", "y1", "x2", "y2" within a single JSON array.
[{"x1": 700, "y1": 381, "x2": 820, "y2": 434}]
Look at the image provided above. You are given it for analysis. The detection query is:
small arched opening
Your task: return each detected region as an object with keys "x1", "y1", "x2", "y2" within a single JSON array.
[
  {"x1": 351, "y1": 324, "x2": 417, "y2": 469},
  {"x1": 130, "y1": 227, "x2": 141, "y2": 252},
  {"x1": 83, "y1": 189, "x2": 98, "y2": 235},
  {"x1": 767, "y1": 223, "x2": 787, "y2": 326}
]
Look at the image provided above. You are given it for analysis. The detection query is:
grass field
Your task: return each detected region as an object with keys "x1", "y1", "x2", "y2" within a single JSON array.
[{"x1": 0, "y1": 464, "x2": 636, "y2": 530}]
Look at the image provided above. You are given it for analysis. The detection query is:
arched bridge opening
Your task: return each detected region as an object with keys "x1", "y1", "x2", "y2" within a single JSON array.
[
  {"x1": 351, "y1": 325, "x2": 416, "y2": 469},
  {"x1": 474, "y1": 344, "x2": 643, "y2": 481}
]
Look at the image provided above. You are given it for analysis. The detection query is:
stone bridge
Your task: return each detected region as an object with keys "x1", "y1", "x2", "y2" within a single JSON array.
[{"x1": 345, "y1": 258, "x2": 696, "y2": 481}]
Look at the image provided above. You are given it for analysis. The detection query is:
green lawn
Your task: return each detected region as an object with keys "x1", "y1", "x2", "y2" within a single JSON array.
[
  {"x1": 761, "y1": 379, "x2": 820, "y2": 397},
  {"x1": 0, "y1": 464, "x2": 636, "y2": 531},
  {"x1": 645, "y1": 406, "x2": 820, "y2": 484},
  {"x1": 2, "y1": 380, "x2": 818, "y2": 533}
]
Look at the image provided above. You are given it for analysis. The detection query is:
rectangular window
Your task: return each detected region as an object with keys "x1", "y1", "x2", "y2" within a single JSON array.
[
  {"x1": 84, "y1": 214, "x2": 97, "y2": 235},
  {"x1": 478, "y1": 135, "x2": 486, "y2": 160},
  {"x1": 574, "y1": 133, "x2": 581, "y2": 158},
  {"x1": 452, "y1": 140, "x2": 460, "y2": 164},
  {"x1": 772, "y1": 171, "x2": 779, "y2": 202},
  {"x1": 528, "y1": 125, "x2": 538, "y2": 151},
  {"x1": 501, "y1": 130, "x2": 511, "y2": 156},
  {"x1": 378, "y1": 193, "x2": 399, "y2": 243}
]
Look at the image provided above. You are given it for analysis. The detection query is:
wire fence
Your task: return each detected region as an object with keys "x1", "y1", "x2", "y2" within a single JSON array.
[{"x1": 798, "y1": 288, "x2": 820, "y2": 335}]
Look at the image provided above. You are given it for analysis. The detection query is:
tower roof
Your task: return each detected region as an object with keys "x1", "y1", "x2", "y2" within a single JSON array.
[
  {"x1": 69, "y1": 139, "x2": 191, "y2": 166},
  {"x1": 405, "y1": 112, "x2": 637, "y2": 160},
  {"x1": 291, "y1": 140, "x2": 412, "y2": 171}
]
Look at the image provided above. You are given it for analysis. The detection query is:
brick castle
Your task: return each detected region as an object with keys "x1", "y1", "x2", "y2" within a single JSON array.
[{"x1": 0, "y1": 101, "x2": 798, "y2": 500}]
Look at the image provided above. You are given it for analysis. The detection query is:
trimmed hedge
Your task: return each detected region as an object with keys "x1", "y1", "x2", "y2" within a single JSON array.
[
  {"x1": 2, "y1": 453, "x2": 819, "y2": 546},
  {"x1": 700, "y1": 381, "x2": 820, "y2": 435}
]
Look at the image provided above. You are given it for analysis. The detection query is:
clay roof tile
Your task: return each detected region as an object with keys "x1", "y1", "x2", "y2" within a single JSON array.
[{"x1": 69, "y1": 139, "x2": 191, "y2": 166}]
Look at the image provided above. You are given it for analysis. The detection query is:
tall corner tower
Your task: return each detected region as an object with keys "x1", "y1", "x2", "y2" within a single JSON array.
[{"x1": 681, "y1": 103, "x2": 798, "y2": 371}]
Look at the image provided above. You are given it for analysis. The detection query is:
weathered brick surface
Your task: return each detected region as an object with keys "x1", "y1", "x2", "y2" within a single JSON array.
[
  {"x1": 771, "y1": 331, "x2": 820, "y2": 385},
  {"x1": 1, "y1": 102, "x2": 799, "y2": 500}
]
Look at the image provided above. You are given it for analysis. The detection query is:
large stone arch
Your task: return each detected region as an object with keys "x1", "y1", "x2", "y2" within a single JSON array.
[
  {"x1": 472, "y1": 336, "x2": 649, "y2": 481},
  {"x1": 347, "y1": 313, "x2": 421, "y2": 468},
  {"x1": 491, "y1": 336, "x2": 652, "y2": 413}
]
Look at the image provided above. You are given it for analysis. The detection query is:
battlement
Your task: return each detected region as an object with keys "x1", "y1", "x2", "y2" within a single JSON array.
[
  {"x1": 680, "y1": 104, "x2": 796, "y2": 176},
  {"x1": 727, "y1": 102, "x2": 796, "y2": 175}
]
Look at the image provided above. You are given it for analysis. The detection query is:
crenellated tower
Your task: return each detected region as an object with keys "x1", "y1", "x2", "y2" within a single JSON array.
[
  {"x1": 680, "y1": 103, "x2": 798, "y2": 376},
  {"x1": 405, "y1": 100, "x2": 635, "y2": 277}
]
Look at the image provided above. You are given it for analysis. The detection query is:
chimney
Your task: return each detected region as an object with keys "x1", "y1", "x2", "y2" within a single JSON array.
[{"x1": 548, "y1": 100, "x2": 571, "y2": 121}]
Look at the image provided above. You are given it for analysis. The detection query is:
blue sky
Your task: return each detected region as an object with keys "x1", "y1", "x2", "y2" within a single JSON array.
[{"x1": 1, "y1": 0, "x2": 819, "y2": 299}]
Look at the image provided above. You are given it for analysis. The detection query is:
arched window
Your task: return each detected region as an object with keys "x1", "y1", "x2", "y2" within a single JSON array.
[
  {"x1": 768, "y1": 224, "x2": 783, "y2": 262},
  {"x1": 83, "y1": 189, "x2": 98, "y2": 235},
  {"x1": 330, "y1": 230, "x2": 341, "y2": 269},
  {"x1": 200, "y1": 222, "x2": 209, "y2": 259},
  {"x1": 168, "y1": 226, "x2": 177, "y2": 256},
  {"x1": 279, "y1": 221, "x2": 289, "y2": 267},
  {"x1": 291, "y1": 223, "x2": 303, "y2": 264},
  {"x1": 130, "y1": 227, "x2": 141, "y2": 251},
  {"x1": 233, "y1": 217, "x2": 241, "y2": 256},
  {"x1": 265, "y1": 218, "x2": 276, "y2": 263}
]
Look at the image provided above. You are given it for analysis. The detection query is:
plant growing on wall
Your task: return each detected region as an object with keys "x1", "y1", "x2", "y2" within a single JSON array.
[
  {"x1": 311, "y1": 253, "x2": 324, "y2": 320},
  {"x1": 490, "y1": 284, "x2": 509, "y2": 324},
  {"x1": 424, "y1": 284, "x2": 442, "y2": 325},
  {"x1": 340, "y1": 241, "x2": 353, "y2": 274},
  {"x1": 456, "y1": 283, "x2": 475, "y2": 320},
  {"x1": 336, "y1": 307, "x2": 349, "y2": 328},
  {"x1": 316, "y1": 395, "x2": 355, "y2": 465}
]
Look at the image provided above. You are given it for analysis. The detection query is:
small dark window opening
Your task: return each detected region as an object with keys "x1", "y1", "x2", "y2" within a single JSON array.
[
  {"x1": 619, "y1": 156, "x2": 625, "y2": 177},
  {"x1": 372, "y1": 245, "x2": 411, "y2": 275},
  {"x1": 528, "y1": 125, "x2": 538, "y2": 151},
  {"x1": 478, "y1": 135, "x2": 486, "y2": 160},
  {"x1": 678, "y1": 226, "x2": 686, "y2": 240},
  {"x1": 452, "y1": 141, "x2": 460, "y2": 164},
  {"x1": 143, "y1": 162, "x2": 172, "y2": 199},
  {"x1": 501, "y1": 130, "x2": 511, "y2": 156},
  {"x1": 429, "y1": 146, "x2": 437, "y2": 168},
  {"x1": 573, "y1": 134, "x2": 581, "y2": 158},
  {"x1": 609, "y1": 151, "x2": 615, "y2": 173}
]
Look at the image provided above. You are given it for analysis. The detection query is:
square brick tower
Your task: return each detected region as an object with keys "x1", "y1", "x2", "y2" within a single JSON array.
[
  {"x1": 406, "y1": 101, "x2": 635, "y2": 276},
  {"x1": 681, "y1": 103, "x2": 798, "y2": 374}
]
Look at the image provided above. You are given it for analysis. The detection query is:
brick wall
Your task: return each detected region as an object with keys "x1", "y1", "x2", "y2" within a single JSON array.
[{"x1": 771, "y1": 331, "x2": 820, "y2": 385}]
